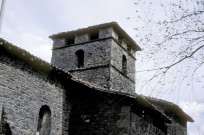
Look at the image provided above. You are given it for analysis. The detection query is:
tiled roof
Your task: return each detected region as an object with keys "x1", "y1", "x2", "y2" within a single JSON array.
[
  {"x1": 0, "y1": 38, "x2": 50, "y2": 73},
  {"x1": 143, "y1": 96, "x2": 194, "y2": 122},
  {"x1": 49, "y1": 22, "x2": 141, "y2": 51}
]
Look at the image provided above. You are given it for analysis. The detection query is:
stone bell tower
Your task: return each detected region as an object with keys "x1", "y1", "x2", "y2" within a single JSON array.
[{"x1": 50, "y1": 22, "x2": 141, "y2": 93}]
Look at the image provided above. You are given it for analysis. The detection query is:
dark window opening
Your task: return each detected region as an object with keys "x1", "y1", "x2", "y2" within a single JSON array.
[
  {"x1": 127, "y1": 45, "x2": 131, "y2": 52},
  {"x1": 122, "y1": 55, "x2": 127, "y2": 75},
  {"x1": 90, "y1": 31, "x2": 99, "y2": 40},
  {"x1": 76, "y1": 50, "x2": 84, "y2": 68},
  {"x1": 118, "y1": 39, "x2": 123, "y2": 45},
  {"x1": 118, "y1": 36, "x2": 123, "y2": 44},
  {"x1": 0, "y1": 122, "x2": 12, "y2": 135},
  {"x1": 65, "y1": 37, "x2": 75, "y2": 45},
  {"x1": 37, "y1": 105, "x2": 51, "y2": 135},
  {"x1": 0, "y1": 108, "x2": 12, "y2": 135}
]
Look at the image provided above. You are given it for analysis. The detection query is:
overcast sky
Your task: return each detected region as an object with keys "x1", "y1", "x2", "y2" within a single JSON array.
[
  {"x1": 1, "y1": 0, "x2": 139, "y2": 62},
  {"x1": 1, "y1": 0, "x2": 203, "y2": 134}
]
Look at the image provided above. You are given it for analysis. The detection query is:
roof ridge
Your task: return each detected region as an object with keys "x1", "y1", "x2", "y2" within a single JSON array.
[{"x1": 0, "y1": 38, "x2": 49, "y2": 66}]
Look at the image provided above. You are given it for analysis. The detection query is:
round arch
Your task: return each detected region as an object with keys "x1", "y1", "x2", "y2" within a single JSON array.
[{"x1": 36, "y1": 105, "x2": 51, "y2": 135}]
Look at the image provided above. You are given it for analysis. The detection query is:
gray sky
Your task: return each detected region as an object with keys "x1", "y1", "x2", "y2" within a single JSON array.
[
  {"x1": 1, "y1": 0, "x2": 203, "y2": 134},
  {"x1": 1, "y1": 0, "x2": 138, "y2": 62}
]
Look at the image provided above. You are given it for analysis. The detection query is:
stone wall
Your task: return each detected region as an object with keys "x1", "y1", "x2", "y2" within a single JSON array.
[
  {"x1": 52, "y1": 39, "x2": 111, "y2": 71},
  {"x1": 0, "y1": 55, "x2": 67, "y2": 135},
  {"x1": 131, "y1": 112, "x2": 166, "y2": 135},
  {"x1": 110, "y1": 40, "x2": 135, "y2": 92},
  {"x1": 75, "y1": 34, "x2": 89, "y2": 44},
  {"x1": 110, "y1": 67, "x2": 135, "y2": 92},
  {"x1": 167, "y1": 123, "x2": 187, "y2": 135},
  {"x1": 111, "y1": 40, "x2": 135, "y2": 82},
  {"x1": 68, "y1": 86, "x2": 170, "y2": 135},
  {"x1": 130, "y1": 109, "x2": 167, "y2": 135},
  {"x1": 68, "y1": 89, "x2": 132, "y2": 135},
  {"x1": 99, "y1": 27, "x2": 118, "y2": 40},
  {"x1": 53, "y1": 39, "x2": 65, "y2": 48},
  {"x1": 70, "y1": 67, "x2": 110, "y2": 88},
  {"x1": 52, "y1": 39, "x2": 112, "y2": 88}
]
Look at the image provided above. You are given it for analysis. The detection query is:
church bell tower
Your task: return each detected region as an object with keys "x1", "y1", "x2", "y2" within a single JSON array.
[{"x1": 50, "y1": 22, "x2": 141, "y2": 93}]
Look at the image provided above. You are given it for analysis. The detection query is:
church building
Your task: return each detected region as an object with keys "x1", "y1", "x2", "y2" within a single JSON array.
[{"x1": 0, "y1": 22, "x2": 193, "y2": 135}]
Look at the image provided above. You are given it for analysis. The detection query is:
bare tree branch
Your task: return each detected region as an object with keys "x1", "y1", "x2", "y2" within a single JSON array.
[
  {"x1": 137, "y1": 45, "x2": 204, "y2": 72},
  {"x1": 167, "y1": 10, "x2": 204, "y2": 24}
]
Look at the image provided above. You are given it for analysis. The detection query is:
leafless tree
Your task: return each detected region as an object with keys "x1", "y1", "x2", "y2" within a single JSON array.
[{"x1": 130, "y1": 0, "x2": 204, "y2": 102}]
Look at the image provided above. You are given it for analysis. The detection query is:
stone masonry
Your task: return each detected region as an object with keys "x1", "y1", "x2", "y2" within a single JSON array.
[
  {"x1": 0, "y1": 53, "x2": 67, "y2": 135},
  {"x1": 50, "y1": 23, "x2": 140, "y2": 93}
]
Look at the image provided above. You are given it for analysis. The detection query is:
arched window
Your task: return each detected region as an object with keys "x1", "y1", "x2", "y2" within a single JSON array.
[
  {"x1": 36, "y1": 105, "x2": 51, "y2": 135},
  {"x1": 0, "y1": 107, "x2": 12, "y2": 135},
  {"x1": 122, "y1": 55, "x2": 127, "y2": 75},
  {"x1": 76, "y1": 50, "x2": 84, "y2": 68}
]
